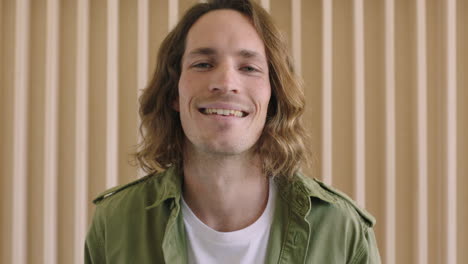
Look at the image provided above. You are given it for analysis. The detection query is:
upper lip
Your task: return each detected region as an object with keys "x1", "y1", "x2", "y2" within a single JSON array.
[{"x1": 198, "y1": 102, "x2": 250, "y2": 114}]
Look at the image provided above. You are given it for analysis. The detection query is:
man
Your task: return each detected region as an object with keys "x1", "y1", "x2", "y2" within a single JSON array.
[{"x1": 85, "y1": 0, "x2": 381, "y2": 263}]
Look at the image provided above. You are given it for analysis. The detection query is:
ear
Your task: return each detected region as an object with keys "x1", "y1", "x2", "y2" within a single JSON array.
[{"x1": 172, "y1": 96, "x2": 180, "y2": 112}]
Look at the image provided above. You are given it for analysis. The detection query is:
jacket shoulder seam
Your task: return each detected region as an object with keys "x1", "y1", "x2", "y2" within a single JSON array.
[
  {"x1": 313, "y1": 179, "x2": 376, "y2": 227},
  {"x1": 92, "y1": 174, "x2": 154, "y2": 204},
  {"x1": 348, "y1": 227, "x2": 369, "y2": 264},
  {"x1": 348, "y1": 242, "x2": 366, "y2": 264}
]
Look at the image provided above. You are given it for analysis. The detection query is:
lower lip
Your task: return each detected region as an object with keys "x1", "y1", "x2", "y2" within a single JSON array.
[{"x1": 200, "y1": 112, "x2": 246, "y2": 120}]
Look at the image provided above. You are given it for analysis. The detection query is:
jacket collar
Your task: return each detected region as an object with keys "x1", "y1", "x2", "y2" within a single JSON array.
[
  {"x1": 274, "y1": 171, "x2": 336, "y2": 216},
  {"x1": 145, "y1": 166, "x2": 183, "y2": 210},
  {"x1": 144, "y1": 166, "x2": 336, "y2": 211}
]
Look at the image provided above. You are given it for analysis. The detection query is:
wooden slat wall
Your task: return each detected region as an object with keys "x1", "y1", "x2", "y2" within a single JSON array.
[{"x1": 0, "y1": 0, "x2": 466, "y2": 263}]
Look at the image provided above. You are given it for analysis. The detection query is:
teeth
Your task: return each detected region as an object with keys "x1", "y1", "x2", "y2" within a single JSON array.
[{"x1": 202, "y1": 108, "x2": 245, "y2": 117}]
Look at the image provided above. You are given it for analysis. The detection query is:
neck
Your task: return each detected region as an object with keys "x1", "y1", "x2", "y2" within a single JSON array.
[{"x1": 182, "y1": 147, "x2": 269, "y2": 232}]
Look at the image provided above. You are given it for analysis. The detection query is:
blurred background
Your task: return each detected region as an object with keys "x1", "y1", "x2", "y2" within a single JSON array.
[{"x1": 0, "y1": 0, "x2": 466, "y2": 263}]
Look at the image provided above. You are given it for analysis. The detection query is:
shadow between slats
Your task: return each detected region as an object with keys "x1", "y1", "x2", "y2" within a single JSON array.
[
  {"x1": 426, "y1": 0, "x2": 446, "y2": 263},
  {"x1": 0, "y1": 1, "x2": 16, "y2": 263},
  {"x1": 331, "y1": 0, "x2": 354, "y2": 198},
  {"x1": 88, "y1": 0, "x2": 108, "y2": 224},
  {"x1": 28, "y1": 1, "x2": 47, "y2": 263},
  {"x1": 57, "y1": 0, "x2": 77, "y2": 263},
  {"x1": 395, "y1": 0, "x2": 418, "y2": 262},
  {"x1": 301, "y1": 0, "x2": 322, "y2": 179},
  {"x1": 363, "y1": 0, "x2": 386, "y2": 257},
  {"x1": 118, "y1": 0, "x2": 138, "y2": 185}
]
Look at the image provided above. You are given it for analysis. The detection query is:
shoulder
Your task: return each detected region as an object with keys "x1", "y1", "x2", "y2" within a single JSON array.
[
  {"x1": 292, "y1": 175, "x2": 381, "y2": 263},
  {"x1": 280, "y1": 173, "x2": 381, "y2": 262},
  {"x1": 314, "y1": 178, "x2": 375, "y2": 227},
  {"x1": 294, "y1": 174, "x2": 376, "y2": 228},
  {"x1": 92, "y1": 173, "x2": 155, "y2": 205},
  {"x1": 91, "y1": 166, "x2": 182, "y2": 213}
]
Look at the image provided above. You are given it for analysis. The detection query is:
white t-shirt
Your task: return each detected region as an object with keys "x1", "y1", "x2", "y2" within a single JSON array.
[{"x1": 181, "y1": 177, "x2": 277, "y2": 264}]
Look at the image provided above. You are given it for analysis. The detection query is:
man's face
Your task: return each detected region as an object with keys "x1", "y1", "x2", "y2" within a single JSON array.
[{"x1": 175, "y1": 9, "x2": 271, "y2": 157}]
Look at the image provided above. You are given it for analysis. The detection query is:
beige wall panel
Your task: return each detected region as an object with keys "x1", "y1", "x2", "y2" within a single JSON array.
[
  {"x1": 331, "y1": 0, "x2": 354, "y2": 198},
  {"x1": 1, "y1": 0, "x2": 467, "y2": 263},
  {"x1": 394, "y1": 0, "x2": 417, "y2": 262},
  {"x1": 149, "y1": 0, "x2": 168, "y2": 78},
  {"x1": 88, "y1": 0, "x2": 108, "y2": 221},
  {"x1": 57, "y1": 0, "x2": 77, "y2": 263},
  {"x1": 27, "y1": 0, "x2": 46, "y2": 263},
  {"x1": 301, "y1": 0, "x2": 322, "y2": 179},
  {"x1": 0, "y1": 1, "x2": 15, "y2": 264},
  {"x1": 363, "y1": 0, "x2": 386, "y2": 255},
  {"x1": 179, "y1": 0, "x2": 199, "y2": 18},
  {"x1": 427, "y1": 0, "x2": 446, "y2": 263},
  {"x1": 118, "y1": 0, "x2": 138, "y2": 185},
  {"x1": 396, "y1": 0, "x2": 419, "y2": 259},
  {"x1": 271, "y1": 0, "x2": 291, "y2": 52},
  {"x1": 457, "y1": 0, "x2": 468, "y2": 263}
]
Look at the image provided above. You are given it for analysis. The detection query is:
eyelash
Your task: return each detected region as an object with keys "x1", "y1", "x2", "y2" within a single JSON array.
[
  {"x1": 192, "y1": 63, "x2": 259, "y2": 72},
  {"x1": 193, "y1": 63, "x2": 212, "y2": 69}
]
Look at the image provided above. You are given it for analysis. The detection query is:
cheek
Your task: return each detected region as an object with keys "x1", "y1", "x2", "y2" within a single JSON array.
[
  {"x1": 178, "y1": 73, "x2": 188, "y2": 95},
  {"x1": 254, "y1": 81, "x2": 271, "y2": 112},
  {"x1": 178, "y1": 75, "x2": 193, "y2": 105},
  {"x1": 178, "y1": 72, "x2": 202, "y2": 97}
]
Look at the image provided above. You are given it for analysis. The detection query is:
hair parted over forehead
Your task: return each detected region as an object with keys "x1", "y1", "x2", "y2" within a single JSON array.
[{"x1": 134, "y1": 0, "x2": 313, "y2": 179}]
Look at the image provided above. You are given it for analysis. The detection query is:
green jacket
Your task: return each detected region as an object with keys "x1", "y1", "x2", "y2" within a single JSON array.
[{"x1": 85, "y1": 167, "x2": 381, "y2": 263}]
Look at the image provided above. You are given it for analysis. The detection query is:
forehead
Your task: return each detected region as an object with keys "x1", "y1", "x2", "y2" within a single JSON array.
[{"x1": 183, "y1": 9, "x2": 266, "y2": 59}]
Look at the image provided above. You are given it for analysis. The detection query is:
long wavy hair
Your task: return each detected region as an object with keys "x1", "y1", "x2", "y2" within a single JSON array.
[{"x1": 134, "y1": 0, "x2": 312, "y2": 179}]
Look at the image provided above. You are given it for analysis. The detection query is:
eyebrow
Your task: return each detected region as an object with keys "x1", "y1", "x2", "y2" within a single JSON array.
[{"x1": 185, "y1": 47, "x2": 265, "y2": 61}]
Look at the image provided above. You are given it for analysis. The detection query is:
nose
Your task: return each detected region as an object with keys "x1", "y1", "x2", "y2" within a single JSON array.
[{"x1": 209, "y1": 63, "x2": 239, "y2": 94}]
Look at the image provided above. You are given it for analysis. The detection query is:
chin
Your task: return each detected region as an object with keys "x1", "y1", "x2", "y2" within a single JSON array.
[
  {"x1": 198, "y1": 141, "x2": 254, "y2": 157},
  {"x1": 202, "y1": 146, "x2": 246, "y2": 156}
]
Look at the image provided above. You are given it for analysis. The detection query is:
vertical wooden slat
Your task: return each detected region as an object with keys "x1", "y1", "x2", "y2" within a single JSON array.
[
  {"x1": 322, "y1": 0, "x2": 333, "y2": 185},
  {"x1": 75, "y1": 0, "x2": 89, "y2": 263},
  {"x1": 12, "y1": 1, "x2": 30, "y2": 264},
  {"x1": 106, "y1": 0, "x2": 119, "y2": 188},
  {"x1": 445, "y1": 0, "x2": 457, "y2": 263},
  {"x1": 137, "y1": 0, "x2": 149, "y2": 178},
  {"x1": 353, "y1": 0, "x2": 365, "y2": 207},
  {"x1": 291, "y1": 0, "x2": 301, "y2": 76},
  {"x1": 261, "y1": 0, "x2": 270, "y2": 13},
  {"x1": 44, "y1": 0, "x2": 60, "y2": 263},
  {"x1": 416, "y1": 0, "x2": 428, "y2": 263},
  {"x1": 169, "y1": 0, "x2": 178, "y2": 31},
  {"x1": 385, "y1": 0, "x2": 396, "y2": 263}
]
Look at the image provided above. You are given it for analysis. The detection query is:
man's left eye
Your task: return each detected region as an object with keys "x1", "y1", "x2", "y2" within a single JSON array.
[
  {"x1": 242, "y1": 66, "x2": 257, "y2": 72},
  {"x1": 194, "y1": 63, "x2": 212, "y2": 68}
]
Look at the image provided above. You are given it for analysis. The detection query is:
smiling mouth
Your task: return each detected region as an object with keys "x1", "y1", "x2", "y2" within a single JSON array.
[{"x1": 199, "y1": 108, "x2": 248, "y2": 117}]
